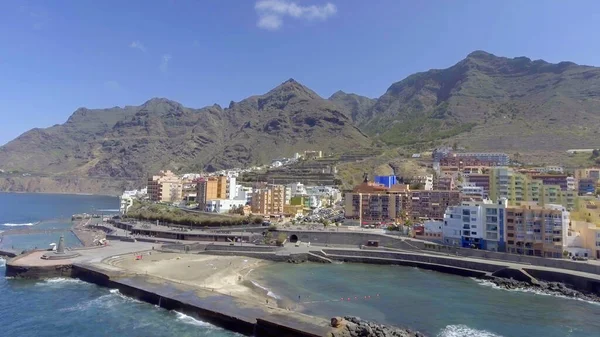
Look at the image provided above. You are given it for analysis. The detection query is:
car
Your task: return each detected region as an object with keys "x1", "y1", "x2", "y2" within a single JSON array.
[{"x1": 572, "y1": 256, "x2": 588, "y2": 261}]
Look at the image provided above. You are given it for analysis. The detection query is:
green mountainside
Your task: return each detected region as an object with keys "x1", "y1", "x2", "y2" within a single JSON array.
[
  {"x1": 330, "y1": 51, "x2": 600, "y2": 151},
  {"x1": 0, "y1": 79, "x2": 371, "y2": 193},
  {"x1": 2, "y1": 51, "x2": 600, "y2": 194}
]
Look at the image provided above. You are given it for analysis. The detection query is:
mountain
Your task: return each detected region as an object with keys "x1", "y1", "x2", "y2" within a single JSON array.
[
  {"x1": 4, "y1": 51, "x2": 600, "y2": 194},
  {"x1": 352, "y1": 51, "x2": 600, "y2": 150},
  {"x1": 328, "y1": 91, "x2": 376, "y2": 125},
  {"x1": 0, "y1": 79, "x2": 372, "y2": 194}
]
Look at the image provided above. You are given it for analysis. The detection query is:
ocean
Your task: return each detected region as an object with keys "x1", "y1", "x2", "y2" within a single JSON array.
[
  {"x1": 2, "y1": 193, "x2": 600, "y2": 337},
  {"x1": 0, "y1": 193, "x2": 239, "y2": 337}
]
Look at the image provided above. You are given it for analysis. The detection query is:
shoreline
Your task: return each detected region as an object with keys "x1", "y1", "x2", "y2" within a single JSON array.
[
  {"x1": 107, "y1": 252, "x2": 281, "y2": 308},
  {"x1": 0, "y1": 191, "x2": 119, "y2": 198}
]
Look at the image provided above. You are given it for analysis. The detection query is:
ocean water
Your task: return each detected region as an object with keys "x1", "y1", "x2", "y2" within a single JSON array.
[
  {"x1": 3, "y1": 193, "x2": 600, "y2": 337},
  {"x1": 0, "y1": 193, "x2": 239, "y2": 337},
  {"x1": 255, "y1": 263, "x2": 600, "y2": 337}
]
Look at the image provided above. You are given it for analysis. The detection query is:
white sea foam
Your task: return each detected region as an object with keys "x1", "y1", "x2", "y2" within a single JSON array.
[
  {"x1": 471, "y1": 278, "x2": 600, "y2": 306},
  {"x1": 96, "y1": 209, "x2": 120, "y2": 212},
  {"x1": 0, "y1": 258, "x2": 6, "y2": 268},
  {"x1": 174, "y1": 311, "x2": 214, "y2": 327},
  {"x1": 438, "y1": 324, "x2": 504, "y2": 337},
  {"x1": 250, "y1": 280, "x2": 281, "y2": 299},
  {"x1": 60, "y1": 289, "x2": 139, "y2": 312},
  {"x1": 1, "y1": 222, "x2": 37, "y2": 227},
  {"x1": 37, "y1": 278, "x2": 86, "y2": 285}
]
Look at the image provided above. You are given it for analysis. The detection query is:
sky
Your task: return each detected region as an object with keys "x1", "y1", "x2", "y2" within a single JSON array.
[{"x1": 1, "y1": 0, "x2": 600, "y2": 145}]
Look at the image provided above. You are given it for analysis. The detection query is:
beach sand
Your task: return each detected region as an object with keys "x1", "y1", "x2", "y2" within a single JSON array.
[{"x1": 110, "y1": 252, "x2": 277, "y2": 306}]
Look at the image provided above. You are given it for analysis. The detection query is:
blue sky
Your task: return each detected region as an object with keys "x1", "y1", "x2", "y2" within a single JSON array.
[{"x1": 1, "y1": 0, "x2": 600, "y2": 145}]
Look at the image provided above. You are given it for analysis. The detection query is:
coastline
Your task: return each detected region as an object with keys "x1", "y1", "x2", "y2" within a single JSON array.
[
  {"x1": 0, "y1": 191, "x2": 119, "y2": 198},
  {"x1": 107, "y1": 252, "x2": 280, "y2": 308}
]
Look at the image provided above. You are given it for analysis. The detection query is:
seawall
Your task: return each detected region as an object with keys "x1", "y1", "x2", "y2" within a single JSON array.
[{"x1": 70, "y1": 263, "x2": 331, "y2": 337}]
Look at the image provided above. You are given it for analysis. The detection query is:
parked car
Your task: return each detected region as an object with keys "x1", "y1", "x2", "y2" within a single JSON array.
[{"x1": 572, "y1": 256, "x2": 588, "y2": 261}]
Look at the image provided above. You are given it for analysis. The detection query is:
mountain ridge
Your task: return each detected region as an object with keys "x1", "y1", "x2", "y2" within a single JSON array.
[{"x1": 3, "y1": 50, "x2": 600, "y2": 194}]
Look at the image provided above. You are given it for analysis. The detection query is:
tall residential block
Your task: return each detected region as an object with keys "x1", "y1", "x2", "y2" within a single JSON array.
[
  {"x1": 443, "y1": 199, "x2": 507, "y2": 251},
  {"x1": 147, "y1": 170, "x2": 183, "y2": 203},
  {"x1": 251, "y1": 185, "x2": 285, "y2": 215},
  {"x1": 505, "y1": 203, "x2": 570, "y2": 258},
  {"x1": 409, "y1": 190, "x2": 461, "y2": 221},
  {"x1": 343, "y1": 182, "x2": 410, "y2": 224},
  {"x1": 196, "y1": 176, "x2": 230, "y2": 210}
]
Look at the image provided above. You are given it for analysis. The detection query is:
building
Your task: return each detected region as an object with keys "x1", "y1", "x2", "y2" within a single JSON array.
[
  {"x1": 578, "y1": 178, "x2": 597, "y2": 196},
  {"x1": 504, "y1": 203, "x2": 570, "y2": 258},
  {"x1": 424, "y1": 175, "x2": 434, "y2": 191},
  {"x1": 287, "y1": 182, "x2": 307, "y2": 197},
  {"x1": 374, "y1": 175, "x2": 397, "y2": 188},
  {"x1": 532, "y1": 175, "x2": 568, "y2": 191},
  {"x1": 570, "y1": 221, "x2": 600, "y2": 259},
  {"x1": 204, "y1": 199, "x2": 247, "y2": 213},
  {"x1": 303, "y1": 150, "x2": 323, "y2": 160},
  {"x1": 460, "y1": 183, "x2": 485, "y2": 201},
  {"x1": 435, "y1": 176, "x2": 456, "y2": 191},
  {"x1": 147, "y1": 170, "x2": 183, "y2": 203},
  {"x1": 409, "y1": 190, "x2": 461, "y2": 221},
  {"x1": 419, "y1": 220, "x2": 443, "y2": 241},
  {"x1": 442, "y1": 199, "x2": 507, "y2": 251},
  {"x1": 182, "y1": 180, "x2": 198, "y2": 202},
  {"x1": 567, "y1": 177, "x2": 576, "y2": 191},
  {"x1": 454, "y1": 152, "x2": 510, "y2": 166},
  {"x1": 343, "y1": 182, "x2": 410, "y2": 224},
  {"x1": 196, "y1": 176, "x2": 237, "y2": 210},
  {"x1": 466, "y1": 174, "x2": 490, "y2": 198},
  {"x1": 251, "y1": 185, "x2": 285, "y2": 215}
]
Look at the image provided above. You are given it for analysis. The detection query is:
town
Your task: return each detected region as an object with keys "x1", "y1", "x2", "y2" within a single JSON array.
[{"x1": 119, "y1": 148, "x2": 600, "y2": 261}]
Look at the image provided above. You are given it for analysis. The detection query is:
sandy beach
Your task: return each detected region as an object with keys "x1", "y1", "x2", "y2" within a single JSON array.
[{"x1": 109, "y1": 252, "x2": 277, "y2": 306}]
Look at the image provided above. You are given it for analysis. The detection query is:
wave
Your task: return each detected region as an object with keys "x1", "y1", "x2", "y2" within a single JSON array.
[
  {"x1": 60, "y1": 288, "x2": 140, "y2": 312},
  {"x1": 471, "y1": 278, "x2": 600, "y2": 306},
  {"x1": 438, "y1": 324, "x2": 504, "y2": 337},
  {"x1": 174, "y1": 311, "x2": 214, "y2": 327},
  {"x1": 1, "y1": 222, "x2": 38, "y2": 227},
  {"x1": 250, "y1": 280, "x2": 281, "y2": 299},
  {"x1": 0, "y1": 258, "x2": 5, "y2": 268},
  {"x1": 95, "y1": 209, "x2": 120, "y2": 212},
  {"x1": 37, "y1": 278, "x2": 86, "y2": 286}
]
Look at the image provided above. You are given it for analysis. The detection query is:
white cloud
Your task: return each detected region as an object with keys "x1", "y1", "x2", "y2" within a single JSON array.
[
  {"x1": 159, "y1": 54, "x2": 171, "y2": 73},
  {"x1": 255, "y1": 0, "x2": 336, "y2": 30},
  {"x1": 129, "y1": 40, "x2": 146, "y2": 52}
]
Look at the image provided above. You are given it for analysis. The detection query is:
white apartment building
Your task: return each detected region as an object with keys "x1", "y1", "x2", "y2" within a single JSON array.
[
  {"x1": 205, "y1": 199, "x2": 247, "y2": 213},
  {"x1": 567, "y1": 176, "x2": 576, "y2": 191},
  {"x1": 424, "y1": 175, "x2": 434, "y2": 191},
  {"x1": 460, "y1": 183, "x2": 485, "y2": 201},
  {"x1": 443, "y1": 199, "x2": 507, "y2": 251},
  {"x1": 287, "y1": 182, "x2": 307, "y2": 196}
]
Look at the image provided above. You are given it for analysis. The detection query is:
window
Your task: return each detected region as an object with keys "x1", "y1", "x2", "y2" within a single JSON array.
[{"x1": 471, "y1": 232, "x2": 477, "y2": 235}]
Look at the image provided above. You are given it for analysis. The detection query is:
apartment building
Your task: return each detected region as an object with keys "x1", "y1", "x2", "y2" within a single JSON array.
[
  {"x1": 442, "y1": 199, "x2": 507, "y2": 251},
  {"x1": 454, "y1": 152, "x2": 510, "y2": 165},
  {"x1": 409, "y1": 190, "x2": 461, "y2": 221},
  {"x1": 147, "y1": 170, "x2": 183, "y2": 203},
  {"x1": 460, "y1": 183, "x2": 485, "y2": 201},
  {"x1": 251, "y1": 184, "x2": 286, "y2": 215},
  {"x1": 343, "y1": 182, "x2": 410, "y2": 224},
  {"x1": 466, "y1": 174, "x2": 490, "y2": 198},
  {"x1": 504, "y1": 204, "x2": 569, "y2": 258},
  {"x1": 196, "y1": 176, "x2": 234, "y2": 210},
  {"x1": 532, "y1": 175, "x2": 569, "y2": 191},
  {"x1": 434, "y1": 176, "x2": 456, "y2": 191},
  {"x1": 578, "y1": 178, "x2": 597, "y2": 196}
]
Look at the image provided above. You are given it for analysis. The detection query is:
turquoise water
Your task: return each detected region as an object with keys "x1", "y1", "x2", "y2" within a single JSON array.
[
  {"x1": 2, "y1": 193, "x2": 600, "y2": 337},
  {"x1": 255, "y1": 262, "x2": 600, "y2": 337},
  {"x1": 0, "y1": 193, "x2": 238, "y2": 337}
]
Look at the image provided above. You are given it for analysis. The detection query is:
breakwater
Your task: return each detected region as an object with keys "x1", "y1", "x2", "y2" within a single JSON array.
[{"x1": 70, "y1": 264, "x2": 331, "y2": 337}]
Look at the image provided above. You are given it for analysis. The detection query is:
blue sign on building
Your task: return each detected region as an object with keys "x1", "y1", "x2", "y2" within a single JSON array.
[{"x1": 374, "y1": 175, "x2": 397, "y2": 188}]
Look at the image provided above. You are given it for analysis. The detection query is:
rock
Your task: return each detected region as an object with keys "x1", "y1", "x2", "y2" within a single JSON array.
[
  {"x1": 331, "y1": 317, "x2": 344, "y2": 328},
  {"x1": 332, "y1": 316, "x2": 424, "y2": 337}
]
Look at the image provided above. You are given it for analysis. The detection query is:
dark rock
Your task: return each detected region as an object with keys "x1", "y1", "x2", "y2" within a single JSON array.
[{"x1": 330, "y1": 316, "x2": 424, "y2": 337}]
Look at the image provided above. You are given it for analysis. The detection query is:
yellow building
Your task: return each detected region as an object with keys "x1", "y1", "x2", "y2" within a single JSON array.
[
  {"x1": 147, "y1": 170, "x2": 183, "y2": 203},
  {"x1": 570, "y1": 221, "x2": 600, "y2": 259},
  {"x1": 485, "y1": 167, "x2": 579, "y2": 210},
  {"x1": 283, "y1": 204, "x2": 304, "y2": 217},
  {"x1": 251, "y1": 184, "x2": 285, "y2": 215},
  {"x1": 196, "y1": 176, "x2": 229, "y2": 210}
]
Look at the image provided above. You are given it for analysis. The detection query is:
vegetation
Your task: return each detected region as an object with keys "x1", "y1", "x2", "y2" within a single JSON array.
[{"x1": 125, "y1": 201, "x2": 263, "y2": 227}]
